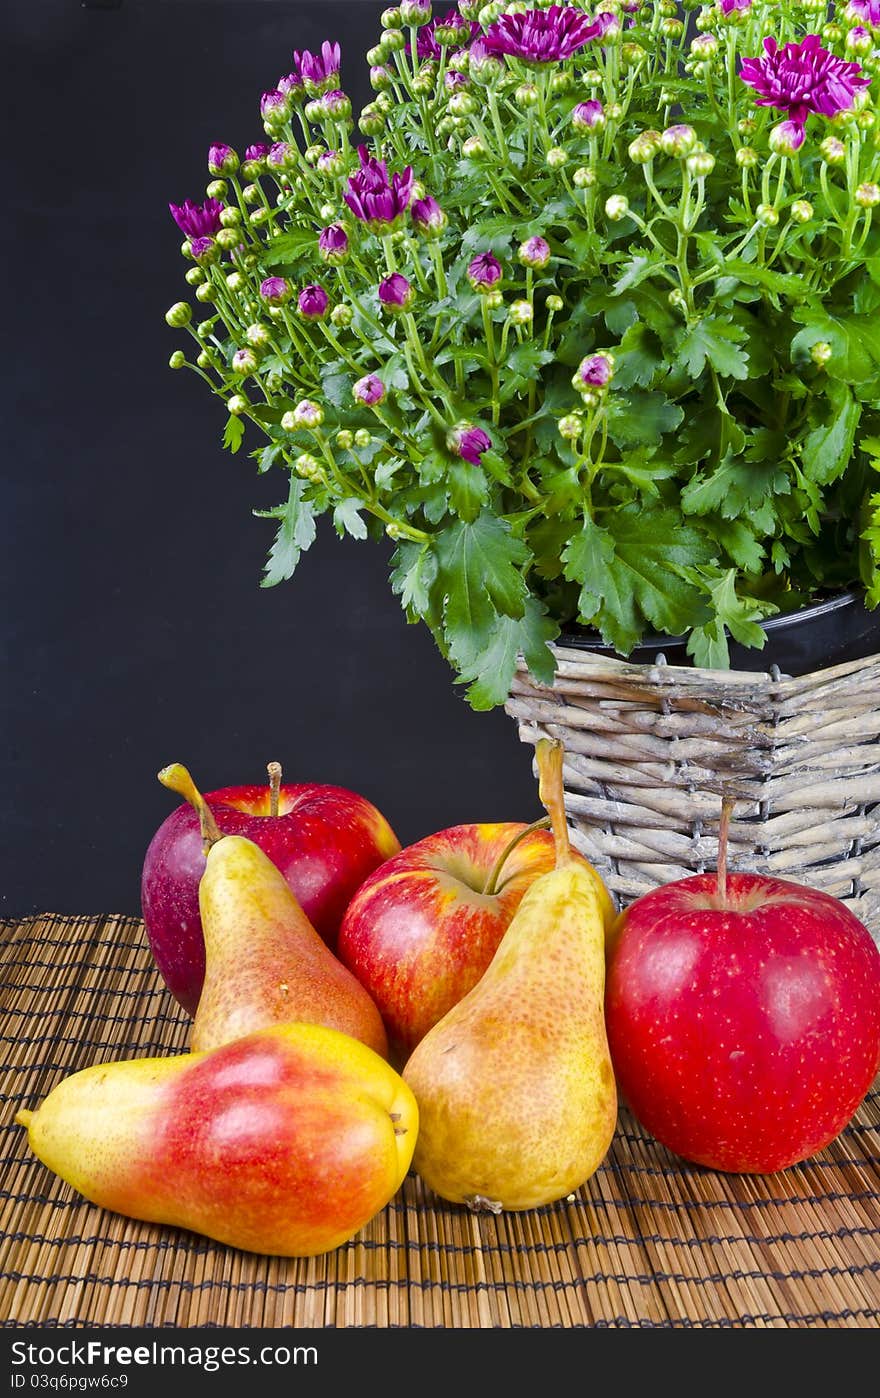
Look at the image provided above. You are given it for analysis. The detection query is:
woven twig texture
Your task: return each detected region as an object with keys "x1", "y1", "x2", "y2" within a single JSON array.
[
  {"x1": 1, "y1": 914, "x2": 879, "y2": 1329},
  {"x1": 506, "y1": 646, "x2": 880, "y2": 939}
]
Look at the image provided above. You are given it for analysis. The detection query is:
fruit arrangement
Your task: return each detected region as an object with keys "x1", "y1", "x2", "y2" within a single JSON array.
[{"x1": 17, "y1": 745, "x2": 880, "y2": 1258}]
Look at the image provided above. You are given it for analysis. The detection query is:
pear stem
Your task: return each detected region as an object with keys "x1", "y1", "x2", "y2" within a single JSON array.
[
  {"x1": 535, "y1": 738, "x2": 573, "y2": 869},
  {"x1": 482, "y1": 816, "x2": 551, "y2": 898},
  {"x1": 158, "y1": 763, "x2": 224, "y2": 855},
  {"x1": 267, "y1": 761, "x2": 282, "y2": 818},
  {"x1": 716, "y1": 793, "x2": 735, "y2": 907}
]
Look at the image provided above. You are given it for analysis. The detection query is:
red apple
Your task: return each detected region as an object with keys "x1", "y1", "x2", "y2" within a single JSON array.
[
  {"x1": 336, "y1": 821, "x2": 615, "y2": 1066},
  {"x1": 605, "y1": 830, "x2": 880, "y2": 1173},
  {"x1": 141, "y1": 761, "x2": 401, "y2": 1014}
]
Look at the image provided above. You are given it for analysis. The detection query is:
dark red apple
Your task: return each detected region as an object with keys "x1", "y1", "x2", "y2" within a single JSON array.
[
  {"x1": 142, "y1": 761, "x2": 401, "y2": 1014},
  {"x1": 336, "y1": 821, "x2": 615, "y2": 1066},
  {"x1": 605, "y1": 839, "x2": 880, "y2": 1173}
]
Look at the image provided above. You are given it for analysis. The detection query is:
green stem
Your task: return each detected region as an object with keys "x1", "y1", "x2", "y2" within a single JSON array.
[{"x1": 482, "y1": 817, "x2": 551, "y2": 897}]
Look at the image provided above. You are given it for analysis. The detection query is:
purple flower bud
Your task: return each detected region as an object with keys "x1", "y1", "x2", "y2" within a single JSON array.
[
  {"x1": 207, "y1": 143, "x2": 238, "y2": 175},
  {"x1": 411, "y1": 195, "x2": 447, "y2": 238},
  {"x1": 769, "y1": 118, "x2": 806, "y2": 156},
  {"x1": 259, "y1": 276, "x2": 292, "y2": 306},
  {"x1": 467, "y1": 250, "x2": 503, "y2": 290},
  {"x1": 169, "y1": 197, "x2": 224, "y2": 239},
  {"x1": 353, "y1": 374, "x2": 387, "y2": 406},
  {"x1": 572, "y1": 99, "x2": 606, "y2": 131},
  {"x1": 189, "y1": 236, "x2": 217, "y2": 262},
  {"x1": 447, "y1": 422, "x2": 491, "y2": 466},
  {"x1": 294, "y1": 41, "x2": 342, "y2": 94},
  {"x1": 445, "y1": 69, "x2": 470, "y2": 91},
  {"x1": 720, "y1": 0, "x2": 752, "y2": 13},
  {"x1": 292, "y1": 399, "x2": 325, "y2": 428},
  {"x1": 278, "y1": 71, "x2": 305, "y2": 99},
  {"x1": 575, "y1": 352, "x2": 615, "y2": 391},
  {"x1": 232, "y1": 348, "x2": 258, "y2": 375},
  {"x1": 318, "y1": 223, "x2": 350, "y2": 263},
  {"x1": 244, "y1": 143, "x2": 271, "y2": 164},
  {"x1": 343, "y1": 144, "x2": 414, "y2": 232},
  {"x1": 267, "y1": 141, "x2": 294, "y2": 171},
  {"x1": 848, "y1": 1, "x2": 880, "y2": 27},
  {"x1": 298, "y1": 283, "x2": 330, "y2": 320},
  {"x1": 260, "y1": 90, "x2": 289, "y2": 121},
  {"x1": 322, "y1": 89, "x2": 352, "y2": 119},
  {"x1": 317, "y1": 149, "x2": 344, "y2": 176},
  {"x1": 401, "y1": 0, "x2": 432, "y2": 23},
  {"x1": 518, "y1": 235, "x2": 551, "y2": 269},
  {"x1": 379, "y1": 272, "x2": 415, "y2": 310}
]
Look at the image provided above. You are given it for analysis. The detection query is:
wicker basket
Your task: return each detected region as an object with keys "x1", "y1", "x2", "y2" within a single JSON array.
[{"x1": 505, "y1": 645, "x2": 880, "y2": 943}]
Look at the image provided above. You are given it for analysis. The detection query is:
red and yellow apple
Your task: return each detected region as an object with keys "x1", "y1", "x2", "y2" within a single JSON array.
[
  {"x1": 605, "y1": 865, "x2": 880, "y2": 1174},
  {"x1": 141, "y1": 762, "x2": 400, "y2": 1013},
  {"x1": 336, "y1": 821, "x2": 615, "y2": 1065}
]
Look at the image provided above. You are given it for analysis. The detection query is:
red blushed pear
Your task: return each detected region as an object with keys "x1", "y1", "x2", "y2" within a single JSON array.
[
  {"x1": 605, "y1": 797, "x2": 880, "y2": 1174},
  {"x1": 337, "y1": 814, "x2": 616, "y2": 1067},
  {"x1": 141, "y1": 758, "x2": 400, "y2": 1014},
  {"x1": 16, "y1": 1022, "x2": 418, "y2": 1258},
  {"x1": 158, "y1": 764, "x2": 388, "y2": 1060}
]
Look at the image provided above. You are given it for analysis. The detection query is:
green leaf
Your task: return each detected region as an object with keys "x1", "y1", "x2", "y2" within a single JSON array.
[
  {"x1": 562, "y1": 517, "x2": 614, "y2": 620},
  {"x1": 682, "y1": 453, "x2": 791, "y2": 519},
  {"x1": 333, "y1": 498, "x2": 368, "y2": 540},
  {"x1": 458, "y1": 597, "x2": 558, "y2": 710},
  {"x1": 685, "y1": 570, "x2": 776, "y2": 669},
  {"x1": 390, "y1": 541, "x2": 440, "y2": 621},
  {"x1": 222, "y1": 415, "x2": 245, "y2": 454},
  {"x1": 256, "y1": 442, "x2": 283, "y2": 474},
  {"x1": 612, "y1": 321, "x2": 664, "y2": 390},
  {"x1": 597, "y1": 505, "x2": 714, "y2": 651},
  {"x1": 675, "y1": 317, "x2": 749, "y2": 380},
  {"x1": 791, "y1": 306, "x2": 880, "y2": 388},
  {"x1": 612, "y1": 251, "x2": 662, "y2": 295},
  {"x1": 447, "y1": 460, "x2": 489, "y2": 521},
  {"x1": 261, "y1": 230, "x2": 317, "y2": 266},
  {"x1": 259, "y1": 478, "x2": 317, "y2": 588},
  {"x1": 713, "y1": 257, "x2": 808, "y2": 298},
  {"x1": 434, "y1": 512, "x2": 529, "y2": 672},
  {"x1": 801, "y1": 386, "x2": 861, "y2": 485},
  {"x1": 605, "y1": 390, "x2": 684, "y2": 448}
]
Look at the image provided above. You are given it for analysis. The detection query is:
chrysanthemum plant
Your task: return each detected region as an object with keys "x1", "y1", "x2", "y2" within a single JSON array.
[{"x1": 167, "y1": 0, "x2": 880, "y2": 708}]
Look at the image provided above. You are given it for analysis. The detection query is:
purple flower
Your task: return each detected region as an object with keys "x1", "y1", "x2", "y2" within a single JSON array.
[
  {"x1": 343, "y1": 145, "x2": 414, "y2": 232},
  {"x1": 321, "y1": 89, "x2": 352, "y2": 119},
  {"x1": 518, "y1": 235, "x2": 551, "y2": 269},
  {"x1": 739, "y1": 34, "x2": 870, "y2": 123},
  {"x1": 298, "y1": 283, "x2": 330, "y2": 320},
  {"x1": 482, "y1": 6, "x2": 616, "y2": 64},
  {"x1": 259, "y1": 276, "x2": 292, "y2": 305},
  {"x1": 379, "y1": 272, "x2": 414, "y2": 310},
  {"x1": 445, "y1": 69, "x2": 470, "y2": 91},
  {"x1": 572, "y1": 99, "x2": 606, "y2": 131},
  {"x1": 353, "y1": 374, "x2": 386, "y2": 406},
  {"x1": 467, "y1": 37, "x2": 505, "y2": 80},
  {"x1": 244, "y1": 143, "x2": 271, "y2": 163},
  {"x1": 467, "y1": 251, "x2": 503, "y2": 290},
  {"x1": 448, "y1": 422, "x2": 492, "y2": 466},
  {"x1": 848, "y1": 0, "x2": 880, "y2": 25},
  {"x1": 169, "y1": 197, "x2": 224, "y2": 239},
  {"x1": 207, "y1": 143, "x2": 238, "y2": 175},
  {"x1": 318, "y1": 224, "x2": 350, "y2": 262},
  {"x1": 401, "y1": 0, "x2": 433, "y2": 21},
  {"x1": 720, "y1": 0, "x2": 752, "y2": 13},
  {"x1": 294, "y1": 41, "x2": 342, "y2": 93},
  {"x1": 411, "y1": 195, "x2": 447, "y2": 236},
  {"x1": 416, "y1": 11, "x2": 480, "y2": 61}
]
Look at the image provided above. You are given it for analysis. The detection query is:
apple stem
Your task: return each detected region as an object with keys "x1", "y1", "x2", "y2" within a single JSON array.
[
  {"x1": 716, "y1": 793, "x2": 736, "y2": 907},
  {"x1": 267, "y1": 761, "x2": 282, "y2": 818},
  {"x1": 535, "y1": 738, "x2": 573, "y2": 870},
  {"x1": 157, "y1": 763, "x2": 224, "y2": 855},
  {"x1": 482, "y1": 816, "x2": 551, "y2": 897}
]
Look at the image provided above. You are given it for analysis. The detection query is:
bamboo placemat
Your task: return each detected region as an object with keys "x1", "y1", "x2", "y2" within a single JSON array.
[{"x1": 1, "y1": 912, "x2": 878, "y2": 1330}]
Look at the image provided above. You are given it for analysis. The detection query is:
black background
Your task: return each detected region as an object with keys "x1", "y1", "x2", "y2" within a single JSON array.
[{"x1": 2, "y1": 0, "x2": 545, "y2": 920}]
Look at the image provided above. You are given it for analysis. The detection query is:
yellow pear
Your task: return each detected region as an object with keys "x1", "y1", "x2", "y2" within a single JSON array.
[
  {"x1": 402, "y1": 738, "x2": 617, "y2": 1212},
  {"x1": 158, "y1": 764, "x2": 388, "y2": 1059},
  {"x1": 17, "y1": 1022, "x2": 417, "y2": 1258}
]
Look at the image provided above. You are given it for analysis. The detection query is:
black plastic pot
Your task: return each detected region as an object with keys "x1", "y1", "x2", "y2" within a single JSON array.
[{"x1": 559, "y1": 588, "x2": 880, "y2": 677}]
